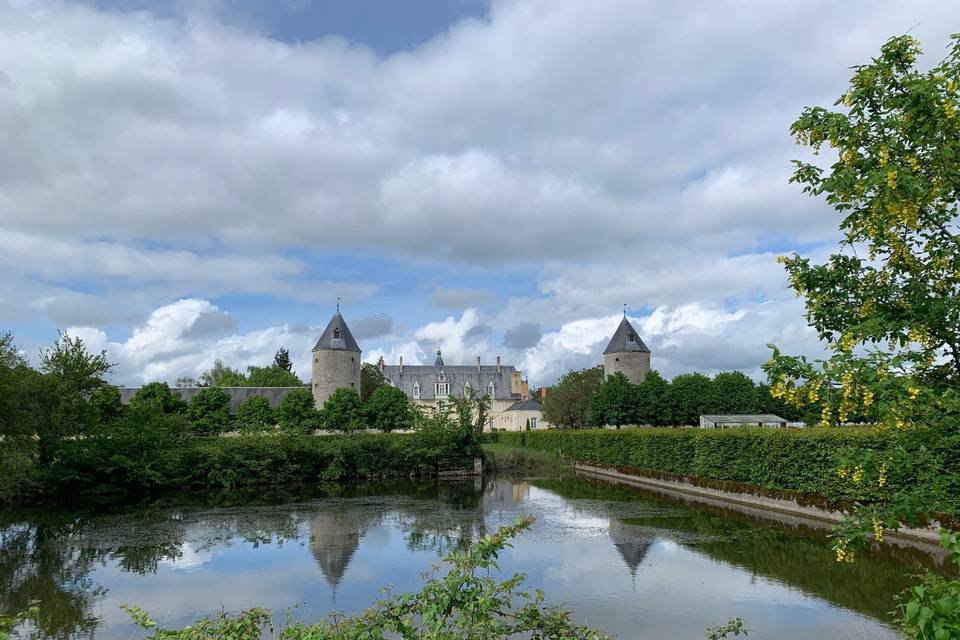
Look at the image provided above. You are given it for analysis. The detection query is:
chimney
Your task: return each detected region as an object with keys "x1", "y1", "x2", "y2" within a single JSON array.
[
  {"x1": 496, "y1": 355, "x2": 501, "y2": 373},
  {"x1": 399, "y1": 355, "x2": 403, "y2": 374},
  {"x1": 476, "y1": 356, "x2": 481, "y2": 372},
  {"x1": 378, "y1": 355, "x2": 385, "y2": 373}
]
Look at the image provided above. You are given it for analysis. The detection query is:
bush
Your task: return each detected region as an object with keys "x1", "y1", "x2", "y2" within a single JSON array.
[
  {"x1": 187, "y1": 387, "x2": 233, "y2": 436},
  {"x1": 495, "y1": 427, "x2": 960, "y2": 514},
  {"x1": 365, "y1": 386, "x2": 412, "y2": 432},
  {"x1": 277, "y1": 388, "x2": 322, "y2": 434},
  {"x1": 130, "y1": 382, "x2": 187, "y2": 415},
  {"x1": 236, "y1": 395, "x2": 275, "y2": 432},
  {"x1": 322, "y1": 388, "x2": 364, "y2": 432}
]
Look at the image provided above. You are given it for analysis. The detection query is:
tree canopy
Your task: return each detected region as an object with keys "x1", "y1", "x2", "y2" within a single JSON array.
[{"x1": 542, "y1": 366, "x2": 604, "y2": 428}]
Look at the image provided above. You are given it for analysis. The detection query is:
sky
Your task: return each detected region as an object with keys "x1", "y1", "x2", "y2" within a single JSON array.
[{"x1": 2, "y1": 0, "x2": 959, "y2": 387}]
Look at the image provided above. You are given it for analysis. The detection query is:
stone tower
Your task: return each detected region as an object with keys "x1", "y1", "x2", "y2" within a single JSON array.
[
  {"x1": 312, "y1": 309, "x2": 361, "y2": 409},
  {"x1": 602, "y1": 315, "x2": 650, "y2": 384}
]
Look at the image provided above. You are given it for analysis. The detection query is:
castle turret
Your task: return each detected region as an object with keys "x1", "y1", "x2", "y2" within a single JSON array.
[
  {"x1": 312, "y1": 309, "x2": 361, "y2": 409},
  {"x1": 603, "y1": 315, "x2": 650, "y2": 384}
]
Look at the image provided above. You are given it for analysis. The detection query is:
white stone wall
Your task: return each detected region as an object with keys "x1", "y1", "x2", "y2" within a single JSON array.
[
  {"x1": 603, "y1": 351, "x2": 650, "y2": 384},
  {"x1": 312, "y1": 349, "x2": 362, "y2": 409}
]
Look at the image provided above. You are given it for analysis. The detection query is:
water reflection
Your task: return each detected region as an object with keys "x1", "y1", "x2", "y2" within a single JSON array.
[{"x1": 0, "y1": 476, "x2": 941, "y2": 639}]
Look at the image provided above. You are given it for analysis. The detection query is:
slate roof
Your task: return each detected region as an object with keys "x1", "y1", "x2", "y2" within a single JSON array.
[
  {"x1": 504, "y1": 399, "x2": 542, "y2": 412},
  {"x1": 603, "y1": 316, "x2": 651, "y2": 354},
  {"x1": 701, "y1": 414, "x2": 787, "y2": 424},
  {"x1": 118, "y1": 386, "x2": 301, "y2": 412},
  {"x1": 313, "y1": 311, "x2": 361, "y2": 352},
  {"x1": 382, "y1": 363, "x2": 519, "y2": 401}
]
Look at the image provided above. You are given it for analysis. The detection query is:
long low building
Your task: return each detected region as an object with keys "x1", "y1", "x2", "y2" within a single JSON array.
[{"x1": 118, "y1": 386, "x2": 303, "y2": 412}]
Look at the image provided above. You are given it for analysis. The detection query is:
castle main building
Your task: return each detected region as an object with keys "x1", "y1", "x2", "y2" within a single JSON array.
[{"x1": 312, "y1": 308, "x2": 651, "y2": 431}]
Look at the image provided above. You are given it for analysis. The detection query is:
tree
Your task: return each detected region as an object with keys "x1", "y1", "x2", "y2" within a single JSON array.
[
  {"x1": 765, "y1": 34, "x2": 960, "y2": 611},
  {"x1": 273, "y1": 347, "x2": 293, "y2": 372},
  {"x1": 360, "y1": 362, "x2": 387, "y2": 402},
  {"x1": 174, "y1": 377, "x2": 196, "y2": 388},
  {"x1": 129, "y1": 382, "x2": 188, "y2": 415},
  {"x1": 0, "y1": 331, "x2": 25, "y2": 369},
  {"x1": 709, "y1": 372, "x2": 758, "y2": 415},
  {"x1": 365, "y1": 386, "x2": 412, "y2": 432},
  {"x1": 187, "y1": 387, "x2": 233, "y2": 436},
  {"x1": 236, "y1": 395, "x2": 274, "y2": 432},
  {"x1": 542, "y1": 366, "x2": 604, "y2": 428},
  {"x1": 199, "y1": 359, "x2": 246, "y2": 387},
  {"x1": 40, "y1": 332, "x2": 112, "y2": 395},
  {"x1": 322, "y1": 387, "x2": 364, "y2": 432},
  {"x1": 245, "y1": 365, "x2": 303, "y2": 387},
  {"x1": 588, "y1": 372, "x2": 636, "y2": 428},
  {"x1": 277, "y1": 388, "x2": 322, "y2": 434},
  {"x1": 635, "y1": 370, "x2": 673, "y2": 426},
  {"x1": 668, "y1": 373, "x2": 713, "y2": 425},
  {"x1": 89, "y1": 386, "x2": 125, "y2": 425}
]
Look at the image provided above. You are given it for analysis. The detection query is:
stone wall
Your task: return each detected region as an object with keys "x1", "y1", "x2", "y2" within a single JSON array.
[
  {"x1": 118, "y1": 386, "x2": 303, "y2": 412},
  {"x1": 603, "y1": 350, "x2": 650, "y2": 384}
]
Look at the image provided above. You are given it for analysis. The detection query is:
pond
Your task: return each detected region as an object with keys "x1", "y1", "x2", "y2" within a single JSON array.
[{"x1": 0, "y1": 473, "x2": 941, "y2": 639}]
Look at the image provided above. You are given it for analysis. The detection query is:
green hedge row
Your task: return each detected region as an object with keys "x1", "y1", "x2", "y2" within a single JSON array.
[
  {"x1": 490, "y1": 427, "x2": 959, "y2": 514},
  {"x1": 46, "y1": 432, "x2": 477, "y2": 497}
]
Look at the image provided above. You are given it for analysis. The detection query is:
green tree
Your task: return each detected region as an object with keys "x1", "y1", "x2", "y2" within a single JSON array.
[
  {"x1": 187, "y1": 387, "x2": 233, "y2": 435},
  {"x1": 277, "y1": 388, "x2": 322, "y2": 434},
  {"x1": 635, "y1": 370, "x2": 673, "y2": 426},
  {"x1": 588, "y1": 372, "x2": 636, "y2": 428},
  {"x1": 199, "y1": 359, "x2": 246, "y2": 387},
  {"x1": 365, "y1": 386, "x2": 412, "y2": 432},
  {"x1": 668, "y1": 372, "x2": 713, "y2": 425},
  {"x1": 764, "y1": 34, "x2": 960, "y2": 632},
  {"x1": 709, "y1": 372, "x2": 758, "y2": 414},
  {"x1": 39, "y1": 331, "x2": 112, "y2": 395},
  {"x1": 542, "y1": 365, "x2": 604, "y2": 428},
  {"x1": 273, "y1": 347, "x2": 293, "y2": 372},
  {"x1": 130, "y1": 382, "x2": 187, "y2": 415},
  {"x1": 235, "y1": 395, "x2": 275, "y2": 432},
  {"x1": 360, "y1": 362, "x2": 387, "y2": 402},
  {"x1": 89, "y1": 385, "x2": 125, "y2": 425},
  {"x1": 322, "y1": 387, "x2": 365, "y2": 432},
  {"x1": 245, "y1": 365, "x2": 303, "y2": 387},
  {"x1": 0, "y1": 331, "x2": 25, "y2": 369}
]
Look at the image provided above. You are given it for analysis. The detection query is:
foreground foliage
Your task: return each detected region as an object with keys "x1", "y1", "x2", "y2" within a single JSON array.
[{"x1": 123, "y1": 517, "x2": 612, "y2": 640}]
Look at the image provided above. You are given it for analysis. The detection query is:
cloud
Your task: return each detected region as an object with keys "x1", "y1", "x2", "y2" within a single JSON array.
[
  {"x1": 430, "y1": 287, "x2": 494, "y2": 309},
  {"x1": 351, "y1": 313, "x2": 393, "y2": 340},
  {"x1": 502, "y1": 322, "x2": 542, "y2": 350}
]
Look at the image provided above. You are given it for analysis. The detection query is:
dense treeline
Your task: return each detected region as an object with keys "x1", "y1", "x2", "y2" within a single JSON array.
[
  {"x1": 490, "y1": 428, "x2": 960, "y2": 517},
  {"x1": 542, "y1": 366, "x2": 806, "y2": 429},
  {"x1": 0, "y1": 331, "x2": 484, "y2": 504}
]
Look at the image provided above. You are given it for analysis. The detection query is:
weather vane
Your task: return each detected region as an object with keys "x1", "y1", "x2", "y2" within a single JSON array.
[
  {"x1": 336, "y1": 296, "x2": 341, "y2": 311},
  {"x1": 623, "y1": 303, "x2": 627, "y2": 317}
]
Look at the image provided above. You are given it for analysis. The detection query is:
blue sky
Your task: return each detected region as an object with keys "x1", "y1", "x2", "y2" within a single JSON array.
[{"x1": 2, "y1": 0, "x2": 958, "y2": 385}]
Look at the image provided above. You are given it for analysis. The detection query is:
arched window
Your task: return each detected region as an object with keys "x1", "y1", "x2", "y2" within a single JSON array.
[
  {"x1": 463, "y1": 380, "x2": 472, "y2": 396},
  {"x1": 487, "y1": 381, "x2": 495, "y2": 397},
  {"x1": 412, "y1": 381, "x2": 420, "y2": 399}
]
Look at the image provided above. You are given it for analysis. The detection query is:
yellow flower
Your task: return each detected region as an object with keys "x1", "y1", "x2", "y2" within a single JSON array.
[
  {"x1": 862, "y1": 388, "x2": 874, "y2": 408},
  {"x1": 946, "y1": 101, "x2": 957, "y2": 119},
  {"x1": 907, "y1": 155, "x2": 920, "y2": 171},
  {"x1": 873, "y1": 518, "x2": 884, "y2": 543},
  {"x1": 886, "y1": 170, "x2": 898, "y2": 190},
  {"x1": 837, "y1": 466, "x2": 849, "y2": 479},
  {"x1": 852, "y1": 465, "x2": 864, "y2": 484},
  {"x1": 820, "y1": 404, "x2": 832, "y2": 427},
  {"x1": 878, "y1": 464, "x2": 888, "y2": 488},
  {"x1": 907, "y1": 386, "x2": 920, "y2": 400},
  {"x1": 878, "y1": 145, "x2": 889, "y2": 166}
]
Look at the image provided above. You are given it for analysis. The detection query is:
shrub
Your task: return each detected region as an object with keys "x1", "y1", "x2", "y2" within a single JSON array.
[
  {"x1": 130, "y1": 382, "x2": 187, "y2": 415},
  {"x1": 322, "y1": 387, "x2": 364, "y2": 432},
  {"x1": 365, "y1": 386, "x2": 413, "y2": 432},
  {"x1": 187, "y1": 387, "x2": 233, "y2": 436},
  {"x1": 277, "y1": 388, "x2": 322, "y2": 434},
  {"x1": 235, "y1": 395, "x2": 275, "y2": 432},
  {"x1": 89, "y1": 385, "x2": 125, "y2": 424}
]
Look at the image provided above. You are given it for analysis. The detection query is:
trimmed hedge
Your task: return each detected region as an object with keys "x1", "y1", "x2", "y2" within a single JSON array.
[
  {"x1": 46, "y1": 432, "x2": 477, "y2": 498},
  {"x1": 492, "y1": 427, "x2": 959, "y2": 515}
]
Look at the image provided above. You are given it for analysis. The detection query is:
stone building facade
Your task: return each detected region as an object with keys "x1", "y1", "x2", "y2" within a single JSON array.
[
  {"x1": 311, "y1": 310, "x2": 362, "y2": 408},
  {"x1": 602, "y1": 316, "x2": 651, "y2": 384}
]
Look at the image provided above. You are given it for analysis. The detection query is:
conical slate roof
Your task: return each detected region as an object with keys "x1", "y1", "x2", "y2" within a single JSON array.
[
  {"x1": 434, "y1": 349, "x2": 445, "y2": 367},
  {"x1": 603, "y1": 316, "x2": 650, "y2": 354},
  {"x1": 312, "y1": 311, "x2": 361, "y2": 352}
]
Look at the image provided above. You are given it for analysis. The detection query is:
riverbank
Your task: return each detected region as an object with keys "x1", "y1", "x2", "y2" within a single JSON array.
[{"x1": 487, "y1": 427, "x2": 960, "y2": 520}]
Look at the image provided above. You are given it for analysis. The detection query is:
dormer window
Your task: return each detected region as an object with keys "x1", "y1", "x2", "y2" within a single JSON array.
[
  {"x1": 487, "y1": 381, "x2": 495, "y2": 397},
  {"x1": 333, "y1": 327, "x2": 341, "y2": 340},
  {"x1": 436, "y1": 381, "x2": 449, "y2": 398},
  {"x1": 463, "y1": 380, "x2": 472, "y2": 396},
  {"x1": 627, "y1": 331, "x2": 635, "y2": 343},
  {"x1": 413, "y1": 381, "x2": 420, "y2": 399}
]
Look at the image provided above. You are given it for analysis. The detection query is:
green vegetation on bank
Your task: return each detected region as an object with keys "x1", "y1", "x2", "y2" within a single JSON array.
[{"x1": 488, "y1": 427, "x2": 960, "y2": 517}]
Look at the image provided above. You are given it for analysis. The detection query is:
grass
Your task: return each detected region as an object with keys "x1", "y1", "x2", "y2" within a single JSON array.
[{"x1": 482, "y1": 443, "x2": 568, "y2": 474}]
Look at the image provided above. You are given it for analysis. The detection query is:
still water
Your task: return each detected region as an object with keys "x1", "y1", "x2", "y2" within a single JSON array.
[{"x1": 0, "y1": 474, "x2": 937, "y2": 639}]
